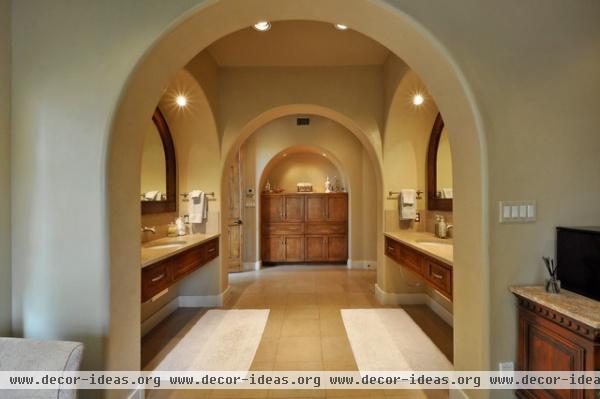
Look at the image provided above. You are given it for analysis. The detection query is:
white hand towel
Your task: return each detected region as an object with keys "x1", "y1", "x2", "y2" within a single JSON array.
[
  {"x1": 399, "y1": 189, "x2": 417, "y2": 220},
  {"x1": 188, "y1": 190, "x2": 205, "y2": 224},
  {"x1": 442, "y1": 188, "x2": 453, "y2": 199},
  {"x1": 144, "y1": 190, "x2": 159, "y2": 201}
]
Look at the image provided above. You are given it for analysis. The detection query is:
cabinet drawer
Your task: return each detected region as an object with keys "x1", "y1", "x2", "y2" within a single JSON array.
[
  {"x1": 426, "y1": 261, "x2": 452, "y2": 298},
  {"x1": 172, "y1": 245, "x2": 204, "y2": 280},
  {"x1": 398, "y1": 243, "x2": 423, "y2": 274},
  {"x1": 203, "y1": 238, "x2": 219, "y2": 262},
  {"x1": 305, "y1": 222, "x2": 346, "y2": 235},
  {"x1": 385, "y1": 237, "x2": 400, "y2": 261},
  {"x1": 142, "y1": 261, "x2": 172, "y2": 302},
  {"x1": 263, "y1": 223, "x2": 305, "y2": 235}
]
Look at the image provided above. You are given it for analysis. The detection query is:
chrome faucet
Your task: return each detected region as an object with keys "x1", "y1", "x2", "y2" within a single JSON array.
[{"x1": 141, "y1": 226, "x2": 156, "y2": 234}]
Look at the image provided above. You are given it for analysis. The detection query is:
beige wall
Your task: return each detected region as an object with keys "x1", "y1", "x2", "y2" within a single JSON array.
[
  {"x1": 264, "y1": 152, "x2": 343, "y2": 193},
  {"x1": 9, "y1": 3, "x2": 600, "y2": 398},
  {"x1": 240, "y1": 115, "x2": 377, "y2": 265},
  {"x1": 0, "y1": 0, "x2": 11, "y2": 336}
]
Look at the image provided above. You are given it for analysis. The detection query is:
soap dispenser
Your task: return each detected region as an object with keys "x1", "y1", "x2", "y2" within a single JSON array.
[
  {"x1": 175, "y1": 217, "x2": 186, "y2": 236},
  {"x1": 434, "y1": 216, "x2": 441, "y2": 237},
  {"x1": 438, "y1": 217, "x2": 448, "y2": 239}
]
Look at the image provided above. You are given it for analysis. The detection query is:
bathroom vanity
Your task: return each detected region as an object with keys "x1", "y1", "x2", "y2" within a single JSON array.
[
  {"x1": 141, "y1": 233, "x2": 220, "y2": 302},
  {"x1": 384, "y1": 231, "x2": 453, "y2": 300},
  {"x1": 261, "y1": 192, "x2": 348, "y2": 263}
]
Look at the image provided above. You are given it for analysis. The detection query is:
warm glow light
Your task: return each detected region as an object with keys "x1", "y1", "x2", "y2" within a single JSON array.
[
  {"x1": 175, "y1": 95, "x2": 187, "y2": 107},
  {"x1": 282, "y1": 153, "x2": 288, "y2": 157},
  {"x1": 322, "y1": 153, "x2": 327, "y2": 157},
  {"x1": 334, "y1": 23, "x2": 348, "y2": 30},
  {"x1": 412, "y1": 93, "x2": 425, "y2": 106},
  {"x1": 253, "y1": 21, "x2": 271, "y2": 31}
]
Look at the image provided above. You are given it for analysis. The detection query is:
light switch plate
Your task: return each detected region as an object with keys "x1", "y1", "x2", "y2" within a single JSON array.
[{"x1": 499, "y1": 201, "x2": 536, "y2": 223}]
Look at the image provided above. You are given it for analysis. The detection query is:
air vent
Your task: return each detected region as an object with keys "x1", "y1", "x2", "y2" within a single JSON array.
[{"x1": 296, "y1": 117, "x2": 310, "y2": 126}]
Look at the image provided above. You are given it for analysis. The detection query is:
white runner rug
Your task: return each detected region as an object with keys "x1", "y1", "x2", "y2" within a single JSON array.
[
  {"x1": 156, "y1": 309, "x2": 269, "y2": 371},
  {"x1": 341, "y1": 309, "x2": 453, "y2": 371}
]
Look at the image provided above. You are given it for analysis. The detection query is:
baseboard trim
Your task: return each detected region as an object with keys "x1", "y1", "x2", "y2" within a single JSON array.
[
  {"x1": 374, "y1": 284, "x2": 453, "y2": 326},
  {"x1": 143, "y1": 287, "x2": 232, "y2": 336},
  {"x1": 141, "y1": 297, "x2": 179, "y2": 337},
  {"x1": 449, "y1": 388, "x2": 469, "y2": 399},
  {"x1": 179, "y1": 286, "x2": 232, "y2": 308},
  {"x1": 347, "y1": 259, "x2": 377, "y2": 270},
  {"x1": 243, "y1": 261, "x2": 262, "y2": 271}
]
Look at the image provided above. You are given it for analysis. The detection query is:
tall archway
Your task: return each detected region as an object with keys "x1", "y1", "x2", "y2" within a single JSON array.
[{"x1": 108, "y1": 0, "x2": 488, "y2": 378}]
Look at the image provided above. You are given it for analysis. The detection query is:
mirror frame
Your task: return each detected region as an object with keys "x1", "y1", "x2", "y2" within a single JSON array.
[
  {"x1": 427, "y1": 112, "x2": 453, "y2": 212},
  {"x1": 141, "y1": 108, "x2": 177, "y2": 214}
]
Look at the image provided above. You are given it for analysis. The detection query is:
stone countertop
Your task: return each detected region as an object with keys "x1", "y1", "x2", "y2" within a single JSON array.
[
  {"x1": 141, "y1": 233, "x2": 220, "y2": 269},
  {"x1": 510, "y1": 286, "x2": 600, "y2": 329},
  {"x1": 384, "y1": 230, "x2": 453, "y2": 266}
]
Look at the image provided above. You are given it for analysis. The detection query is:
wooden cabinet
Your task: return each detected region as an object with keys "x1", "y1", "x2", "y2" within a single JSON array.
[
  {"x1": 385, "y1": 236, "x2": 452, "y2": 299},
  {"x1": 141, "y1": 237, "x2": 219, "y2": 303},
  {"x1": 513, "y1": 293, "x2": 600, "y2": 399},
  {"x1": 262, "y1": 193, "x2": 348, "y2": 264}
]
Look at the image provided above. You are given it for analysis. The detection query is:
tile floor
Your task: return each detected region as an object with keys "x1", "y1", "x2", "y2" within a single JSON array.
[{"x1": 143, "y1": 265, "x2": 453, "y2": 399}]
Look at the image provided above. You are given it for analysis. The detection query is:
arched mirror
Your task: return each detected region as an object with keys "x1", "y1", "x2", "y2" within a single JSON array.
[
  {"x1": 140, "y1": 108, "x2": 177, "y2": 214},
  {"x1": 427, "y1": 113, "x2": 453, "y2": 211}
]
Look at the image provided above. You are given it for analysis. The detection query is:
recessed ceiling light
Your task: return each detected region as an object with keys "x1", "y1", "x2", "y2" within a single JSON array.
[
  {"x1": 175, "y1": 95, "x2": 187, "y2": 107},
  {"x1": 412, "y1": 94, "x2": 424, "y2": 106},
  {"x1": 253, "y1": 21, "x2": 271, "y2": 32},
  {"x1": 282, "y1": 153, "x2": 288, "y2": 157},
  {"x1": 322, "y1": 153, "x2": 327, "y2": 157},
  {"x1": 334, "y1": 23, "x2": 348, "y2": 31}
]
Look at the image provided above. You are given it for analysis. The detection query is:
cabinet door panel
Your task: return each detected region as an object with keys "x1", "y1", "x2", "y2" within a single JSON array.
[
  {"x1": 306, "y1": 195, "x2": 327, "y2": 222},
  {"x1": 284, "y1": 236, "x2": 305, "y2": 262},
  {"x1": 142, "y1": 261, "x2": 172, "y2": 302},
  {"x1": 262, "y1": 236, "x2": 284, "y2": 262},
  {"x1": 327, "y1": 235, "x2": 348, "y2": 261},
  {"x1": 305, "y1": 222, "x2": 346, "y2": 235},
  {"x1": 262, "y1": 196, "x2": 283, "y2": 223},
  {"x1": 426, "y1": 261, "x2": 452, "y2": 298},
  {"x1": 327, "y1": 195, "x2": 348, "y2": 222},
  {"x1": 284, "y1": 195, "x2": 305, "y2": 222},
  {"x1": 306, "y1": 236, "x2": 327, "y2": 262}
]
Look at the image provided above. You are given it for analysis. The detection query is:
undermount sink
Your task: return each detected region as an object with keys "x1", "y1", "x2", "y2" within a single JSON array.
[
  {"x1": 415, "y1": 240, "x2": 453, "y2": 249},
  {"x1": 144, "y1": 240, "x2": 187, "y2": 250}
]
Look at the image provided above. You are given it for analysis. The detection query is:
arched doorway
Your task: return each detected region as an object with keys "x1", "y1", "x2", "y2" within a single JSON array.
[{"x1": 108, "y1": 0, "x2": 488, "y2": 376}]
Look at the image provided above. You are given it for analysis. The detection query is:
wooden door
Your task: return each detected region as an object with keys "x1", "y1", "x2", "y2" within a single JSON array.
[
  {"x1": 283, "y1": 195, "x2": 305, "y2": 222},
  {"x1": 227, "y1": 150, "x2": 243, "y2": 272},
  {"x1": 284, "y1": 236, "x2": 305, "y2": 262},
  {"x1": 327, "y1": 235, "x2": 348, "y2": 261},
  {"x1": 262, "y1": 196, "x2": 283, "y2": 223},
  {"x1": 305, "y1": 236, "x2": 327, "y2": 262},
  {"x1": 262, "y1": 236, "x2": 284, "y2": 262},
  {"x1": 327, "y1": 195, "x2": 348, "y2": 222},
  {"x1": 305, "y1": 195, "x2": 326, "y2": 222}
]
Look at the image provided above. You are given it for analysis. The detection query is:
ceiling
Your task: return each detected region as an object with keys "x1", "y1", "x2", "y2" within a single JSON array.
[{"x1": 207, "y1": 21, "x2": 390, "y2": 67}]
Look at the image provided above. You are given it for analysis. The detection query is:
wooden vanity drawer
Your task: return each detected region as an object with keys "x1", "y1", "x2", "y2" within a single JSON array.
[
  {"x1": 305, "y1": 222, "x2": 346, "y2": 235},
  {"x1": 172, "y1": 244, "x2": 204, "y2": 280},
  {"x1": 397, "y1": 243, "x2": 422, "y2": 273},
  {"x1": 263, "y1": 223, "x2": 305, "y2": 235},
  {"x1": 385, "y1": 237, "x2": 400, "y2": 261},
  {"x1": 203, "y1": 238, "x2": 219, "y2": 262},
  {"x1": 426, "y1": 260, "x2": 452, "y2": 298},
  {"x1": 142, "y1": 261, "x2": 172, "y2": 302}
]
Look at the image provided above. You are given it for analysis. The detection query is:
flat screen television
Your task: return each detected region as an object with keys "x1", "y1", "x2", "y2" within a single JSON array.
[{"x1": 556, "y1": 226, "x2": 600, "y2": 301}]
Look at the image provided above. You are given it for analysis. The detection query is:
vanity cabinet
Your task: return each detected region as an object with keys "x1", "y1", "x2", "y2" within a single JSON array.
[
  {"x1": 385, "y1": 236, "x2": 453, "y2": 299},
  {"x1": 141, "y1": 237, "x2": 219, "y2": 302},
  {"x1": 512, "y1": 289, "x2": 600, "y2": 399},
  {"x1": 262, "y1": 193, "x2": 348, "y2": 264}
]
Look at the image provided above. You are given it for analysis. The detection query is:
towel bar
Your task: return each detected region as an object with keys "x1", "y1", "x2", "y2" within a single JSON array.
[
  {"x1": 180, "y1": 192, "x2": 216, "y2": 202},
  {"x1": 387, "y1": 190, "x2": 423, "y2": 200}
]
